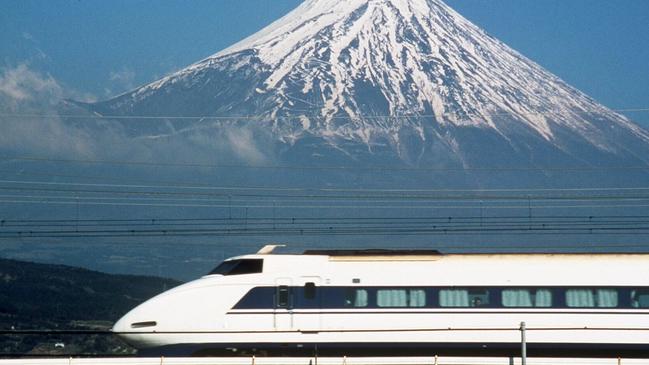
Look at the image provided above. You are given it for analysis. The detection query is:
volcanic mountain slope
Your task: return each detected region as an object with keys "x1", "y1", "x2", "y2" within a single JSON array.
[{"x1": 89, "y1": 0, "x2": 649, "y2": 170}]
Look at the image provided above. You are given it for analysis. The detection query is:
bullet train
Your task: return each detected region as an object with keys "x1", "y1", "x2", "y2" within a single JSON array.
[{"x1": 113, "y1": 246, "x2": 649, "y2": 357}]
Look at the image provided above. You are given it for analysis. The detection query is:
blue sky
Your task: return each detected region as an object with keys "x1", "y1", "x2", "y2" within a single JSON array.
[{"x1": 1, "y1": 0, "x2": 648, "y2": 126}]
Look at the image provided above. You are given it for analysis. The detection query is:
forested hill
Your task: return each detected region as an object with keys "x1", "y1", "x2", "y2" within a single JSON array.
[{"x1": 0, "y1": 258, "x2": 181, "y2": 356}]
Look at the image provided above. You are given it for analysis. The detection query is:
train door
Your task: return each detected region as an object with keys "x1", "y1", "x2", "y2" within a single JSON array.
[
  {"x1": 273, "y1": 278, "x2": 293, "y2": 331},
  {"x1": 294, "y1": 276, "x2": 322, "y2": 331}
]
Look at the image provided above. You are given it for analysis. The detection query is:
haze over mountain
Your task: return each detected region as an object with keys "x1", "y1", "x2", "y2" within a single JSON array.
[
  {"x1": 86, "y1": 0, "x2": 649, "y2": 178},
  {"x1": 3, "y1": 0, "x2": 649, "y2": 280}
]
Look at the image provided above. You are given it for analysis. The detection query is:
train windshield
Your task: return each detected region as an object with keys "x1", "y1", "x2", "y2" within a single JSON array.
[{"x1": 209, "y1": 259, "x2": 264, "y2": 275}]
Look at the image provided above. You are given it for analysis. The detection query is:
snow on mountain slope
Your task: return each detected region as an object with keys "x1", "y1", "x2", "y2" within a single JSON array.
[{"x1": 90, "y1": 0, "x2": 649, "y2": 167}]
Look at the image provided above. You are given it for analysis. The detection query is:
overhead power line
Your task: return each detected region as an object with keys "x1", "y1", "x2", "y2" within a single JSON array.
[
  {"x1": 2, "y1": 180, "x2": 649, "y2": 209},
  {"x1": 3, "y1": 155, "x2": 649, "y2": 172},
  {"x1": 3, "y1": 198, "x2": 649, "y2": 209},
  {"x1": 2, "y1": 214, "x2": 649, "y2": 238},
  {"x1": 1, "y1": 225, "x2": 649, "y2": 239},
  {"x1": 3, "y1": 193, "x2": 649, "y2": 208},
  {"x1": 2, "y1": 214, "x2": 646, "y2": 225},
  {"x1": 2, "y1": 179, "x2": 649, "y2": 194},
  {"x1": 2, "y1": 217, "x2": 648, "y2": 229},
  {"x1": 0, "y1": 169, "x2": 648, "y2": 196},
  {"x1": 3, "y1": 237, "x2": 649, "y2": 251}
]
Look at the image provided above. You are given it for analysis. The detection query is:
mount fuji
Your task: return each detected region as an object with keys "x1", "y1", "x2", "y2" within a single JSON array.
[
  {"x1": 86, "y1": 0, "x2": 649, "y2": 182},
  {"x1": 7, "y1": 0, "x2": 648, "y2": 278}
]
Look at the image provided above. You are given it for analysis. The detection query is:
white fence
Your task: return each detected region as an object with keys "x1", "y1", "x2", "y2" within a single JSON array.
[{"x1": 0, "y1": 357, "x2": 647, "y2": 365}]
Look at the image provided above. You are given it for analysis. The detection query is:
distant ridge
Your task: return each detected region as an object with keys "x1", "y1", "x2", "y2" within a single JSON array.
[{"x1": 0, "y1": 258, "x2": 181, "y2": 356}]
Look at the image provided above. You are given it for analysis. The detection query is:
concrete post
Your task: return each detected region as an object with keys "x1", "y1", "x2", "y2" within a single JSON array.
[{"x1": 520, "y1": 321, "x2": 527, "y2": 365}]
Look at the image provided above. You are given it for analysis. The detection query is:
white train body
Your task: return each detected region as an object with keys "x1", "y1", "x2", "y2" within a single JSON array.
[{"x1": 113, "y1": 249, "x2": 649, "y2": 357}]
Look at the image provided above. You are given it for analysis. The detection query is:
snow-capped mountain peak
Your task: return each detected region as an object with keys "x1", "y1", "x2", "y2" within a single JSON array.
[{"x1": 92, "y1": 0, "x2": 649, "y2": 166}]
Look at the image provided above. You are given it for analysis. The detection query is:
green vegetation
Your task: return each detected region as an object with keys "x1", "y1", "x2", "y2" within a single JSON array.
[{"x1": 0, "y1": 258, "x2": 181, "y2": 356}]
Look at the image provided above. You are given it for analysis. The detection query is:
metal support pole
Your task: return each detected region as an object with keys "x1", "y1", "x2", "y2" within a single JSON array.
[{"x1": 520, "y1": 321, "x2": 527, "y2": 365}]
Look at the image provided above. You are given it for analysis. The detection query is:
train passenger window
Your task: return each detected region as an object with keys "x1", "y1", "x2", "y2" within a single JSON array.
[
  {"x1": 439, "y1": 289, "x2": 489, "y2": 307},
  {"x1": 596, "y1": 289, "x2": 618, "y2": 307},
  {"x1": 566, "y1": 289, "x2": 594, "y2": 307},
  {"x1": 409, "y1": 289, "x2": 426, "y2": 307},
  {"x1": 631, "y1": 290, "x2": 649, "y2": 308},
  {"x1": 439, "y1": 289, "x2": 469, "y2": 307},
  {"x1": 276, "y1": 286, "x2": 290, "y2": 308},
  {"x1": 502, "y1": 289, "x2": 552, "y2": 307},
  {"x1": 377, "y1": 289, "x2": 407, "y2": 307},
  {"x1": 344, "y1": 289, "x2": 368, "y2": 307},
  {"x1": 468, "y1": 289, "x2": 490, "y2": 307},
  {"x1": 565, "y1": 289, "x2": 618, "y2": 308},
  {"x1": 208, "y1": 259, "x2": 263, "y2": 276}
]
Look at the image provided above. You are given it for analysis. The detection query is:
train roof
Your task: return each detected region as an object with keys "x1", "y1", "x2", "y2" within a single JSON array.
[
  {"x1": 302, "y1": 249, "x2": 443, "y2": 256},
  {"x1": 250, "y1": 245, "x2": 649, "y2": 261}
]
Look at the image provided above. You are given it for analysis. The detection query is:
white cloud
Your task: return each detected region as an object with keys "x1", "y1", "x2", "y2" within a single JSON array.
[
  {"x1": 0, "y1": 64, "x2": 273, "y2": 166},
  {"x1": 226, "y1": 127, "x2": 267, "y2": 164},
  {"x1": 0, "y1": 64, "x2": 62, "y2": 108},
  {"x1": 0, "y1": 64, "x2": 95, "y2": 157}
]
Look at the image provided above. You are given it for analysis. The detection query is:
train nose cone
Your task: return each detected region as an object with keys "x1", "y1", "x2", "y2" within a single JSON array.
[
  {"x1": 112, "y1": 315, "x2": 129, "y2": 334},
  {"x1": 112, "y1": 313, "x2": 135, "y2": 345},
  {"x1": 113, "y1": 316, "x2": 158, "y2": 332},
  {"x1": 112, "y1": 316, "x2": 135, "y2": 348},
  {"x1": 112, "y1": 310, "x2": 158, "y2": 349}
]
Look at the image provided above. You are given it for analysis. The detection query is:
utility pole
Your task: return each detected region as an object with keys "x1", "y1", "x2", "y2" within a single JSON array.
[{"x1": 520, "y1": 321, "x2": 527, "y2": 365}]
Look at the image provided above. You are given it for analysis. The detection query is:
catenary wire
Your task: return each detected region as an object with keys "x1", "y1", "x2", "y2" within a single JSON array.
[
  {"x1": 2, "y1": 198, "x2": 649, "y2": 209},
  {"x1": 3, "y1": 238, "x2": 649, "y2": 251},
  {"x1": 3, "y1": 155, "x2": 649, "y2": 172},
  {"x1": 0, "y1": 170, "x2": 649, "y2": 198},
  {"x1": 2, "y1": 218, "x2": 647, "y2": 230},
  {"x1": 2, "y1": 188, "x2": 649, "y2": 209},
  {"x1": 1, "y1": 214, "x2": 647, "y2": 223},
  {"x1": 3, "y1": 215, "x2": 648, "y2": 227},
  {"x1": 2, "y1": 224, "x2": 649, "y2": 239},
  {"x1": 2, "y1": 179, "x2": 649, "y2": 195}
]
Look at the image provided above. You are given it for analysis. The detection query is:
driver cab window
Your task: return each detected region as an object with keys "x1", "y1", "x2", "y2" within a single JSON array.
[{"x1": 208, "y1": 259, "x2": 263, "y2": 276}]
